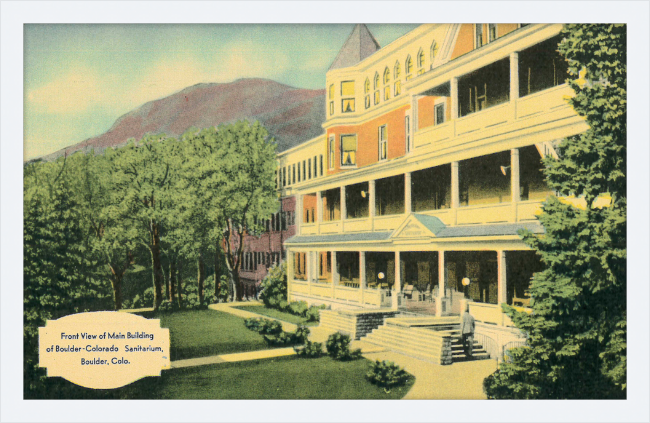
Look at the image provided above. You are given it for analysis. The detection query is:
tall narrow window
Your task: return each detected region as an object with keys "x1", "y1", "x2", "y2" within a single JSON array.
[
  {"x1": 298, "y1": 162, "x2": 301, "y2": 182},
  {"x1": 341, "y1": 81, "x2": 355, "y2": 113},
  {"x1": 283, "y1": 167, "x2": 287, "y2": 187},
  {"x1": 303, "y1": 161, "x2": 306, "y2": 181},
  {"x1": 313, "y1": 156, "x2": 317, "y2": 178},
  {"x1": 328, "y1": 135, "x2": 335, "y2": 169},
  {"x1": 383, "y1": 67, "x2": 390, "y2": 101},
  {"x1": 435, "y1": 102, "x2": 445, "y2": 125},
  {"x1": 378, "y1": 125, "x2": 388, "y2": 161},
  {"x1": 292, "y1": 164, "x2": 296, "y2": 184},
  {"x1": 417, "y1": 48, "x2": 425, "y2": 75},
  {"x1": 308, "y1": 158, "x2": 312, "y2": 179},
  {"x1": 319, "y1": 155, "x2": 323, "y2": 176},
  {"x1": 394, "y1": 61, "x2": 401, "y2": 96},
  {"x1": 405, "y1": 115, "x2": 411, "y2": 153},
  {"x1": 340, "y1": 134, "x2": 357, "y2": 166},
  {"x1": 489, "y1": 24, "x2": 498, "y2": 42},
  {"x1": 430, "y1": 40, "x2": 439, "y2": 65},
  {"x1": 406, "y1": 56, "x2": 413, "y2": 80},
  {"x1": 329, "y1": 84, "x2": 334, "y2": 116},
  {"x1": 364, "y1": 78, "x2": 371, "y2": 109},
  {"x1": 373, "y1": 72, "x2": 380, "y2": 105},
  {"x1": 475, "y1": 24, "x2": 484, "y2": 48}
]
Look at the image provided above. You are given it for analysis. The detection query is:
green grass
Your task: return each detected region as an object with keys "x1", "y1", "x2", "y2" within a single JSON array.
[
  {"x1": 139, "y1": 309, "x2": 272, "y2": 360},
  {"x1": 52, "y1": 356, "x2": 415, "y2": 399},
  {"x1": 234, "y1": 305, "x2": 319, "y2": 326}
]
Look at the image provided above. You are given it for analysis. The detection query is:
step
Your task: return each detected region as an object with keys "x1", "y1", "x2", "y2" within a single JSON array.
[
  {"x1": 365, "y1": 330, "x2": 447, "y2": 350},
  {"x1": 364, "y1": 334, "x2": 446, "y2": 355},
  {"x1": 380, "y1": 326, "x2": 451, "y2": 342}
]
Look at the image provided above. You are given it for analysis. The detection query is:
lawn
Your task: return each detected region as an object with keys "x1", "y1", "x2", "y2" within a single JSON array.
[
  {"x1": 56, "y1": 355, "x2": 415, "y2": 399},
  {"x1": 139, "y1": 309, "x2": 271, "y2": 360},
  {"x1": 234, "y1": 304, "x2": 319, "y2": 326}
]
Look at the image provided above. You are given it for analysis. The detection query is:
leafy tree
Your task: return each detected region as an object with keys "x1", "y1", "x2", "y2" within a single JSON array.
[{"x1": 484, "y1": 24, "x2": 626, "y2": 399}]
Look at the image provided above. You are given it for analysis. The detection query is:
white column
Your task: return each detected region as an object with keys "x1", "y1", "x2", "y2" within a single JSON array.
[
  {"x1": 451, "y1": 161, "x2": 460, "y2": 209},
  {"x1": 359, "y1": 251, "x2": 366, "y2": 305},
  {"x1": 393, "y1": 251, "x2": 401, "y2": 309},
  {"x1": 340, "y1": 186, "x2": 347, "y2": 220},
  {"x1": 331, "y1": 251, "x2": 338, "y2": 285},
  {"x1": 450, "y1": 77, "x2": 459, "y2": 120},
  {"x1": 369, "y1": 180, "x2": 376, "y2": 230},
  {"x1": 295, "y1": 194, "x2": 302, "y2": 234},
  {"x1": 404, "y1": 172, "x2": 412, "y2": 214},
  {"x1": 316, "y1": 191, "x2": 323, "y2": 223},
  {"x1": 436, "y1": 250, "x2": 446, "y2": 316},
  {"x1": 287, "y1": 249, "x2": 294, "y2": 300},
  {"x1": 510, "y1": 52, "x2": 519, "y2": 119},
  {"x1": 511, "y1": 149, "x2": 520, "y2": 203},
  {"x1": 307, "y1": 251, "x2": 313, "y2": 295},
  {"x1": 497, "y1": 250, "x2": 507, "y2": 305}
]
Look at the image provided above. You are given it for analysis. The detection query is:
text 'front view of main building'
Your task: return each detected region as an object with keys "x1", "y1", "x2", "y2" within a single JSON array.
[{"x1": 239, "y1": 24, "x2": 590, "y2": 364}]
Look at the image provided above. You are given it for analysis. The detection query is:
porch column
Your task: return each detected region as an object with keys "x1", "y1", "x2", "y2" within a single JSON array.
[
  {"x1": 510, "y1": 52, "x2": 519, "y2": 118},
  {"x1": 295, "y1": 194, "x2": 302, "y2": 234},
  {"x1": 331, "y1": 251, "x2": 338, "y2": 298},
  {"x1": 511, "y1": 149, "x2": 520, "y2": 202},
  {"x1": 393, "y1": 251, "x2": 401, "y2": 309},
  {"x1": 369, "y1": 179, "x2": 376, "y2": 230},
  {"x1": 307, "y1": 251, "x2": 313, "y2": 296},
  {"x1": 316, "y1": 191, "x2": 323, "y2": 223},
  {"x1": 451, "y1": 161, "x2": 460, "y2": 225},
  {"x1": 497, "y1": 250, "x2": 507, "y2": 305},
  {"x1": 436, "y1": 251, "x2": 446, "y2": 317},
  {"x1": 287, "y1": 249, "x2": 294, "y2": 300},
  {"x1": 340, "y1": 185, "x2": 347, "y2": 220},
  {"x1": 404, "y1": 172, "x2": 412, "y2": 214},
  {"x1": 450, "y1": 77, "x2": 459, "y2": 120},
  {"x1": 359, "y1": 251, "x2": 366, "y2": 305}
]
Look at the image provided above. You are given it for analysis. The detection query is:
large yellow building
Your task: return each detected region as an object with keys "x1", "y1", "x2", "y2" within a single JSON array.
[{"x1": 276, "y1": 24, "x2": 589, "y2": 364}]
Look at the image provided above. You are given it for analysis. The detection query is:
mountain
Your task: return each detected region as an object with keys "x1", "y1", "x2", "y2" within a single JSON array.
[{"x1": 39, "y1": 78, "x2": 326, "y2": 161}]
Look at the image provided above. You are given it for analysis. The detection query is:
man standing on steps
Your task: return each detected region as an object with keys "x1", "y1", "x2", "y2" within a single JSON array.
[{"x1": 461, "y1": 305, "x2": 475, "y2": 358}]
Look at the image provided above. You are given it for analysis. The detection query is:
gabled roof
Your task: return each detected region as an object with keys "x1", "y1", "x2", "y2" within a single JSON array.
[{"x1": 328, "y1": 24, "x2": 381, "y2": 71}]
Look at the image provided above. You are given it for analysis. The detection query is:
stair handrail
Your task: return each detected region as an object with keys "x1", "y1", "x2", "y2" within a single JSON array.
[
  {"x1": 473, "y1": 332, "x2": 500, "y2": 362},
  {"x1": 501, "y1": 339, "x2": 528, "y2": 363}
]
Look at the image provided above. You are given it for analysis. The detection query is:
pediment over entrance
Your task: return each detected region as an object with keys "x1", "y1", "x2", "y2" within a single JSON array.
[{"x1": 391, "y1": 214, "x2": 447, "y2": 239}]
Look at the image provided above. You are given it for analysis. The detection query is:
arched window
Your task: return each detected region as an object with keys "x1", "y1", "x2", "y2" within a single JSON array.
[
  {"x1": 373, "y1": 72, "x2": 380, "y2": 105},
  {"x1": 383, "y1": 67, "x2": 390, "y2": 100},
  {"x1": 430, "y1": 40, "x2": 439, "y2": 64},
  {"x1": 417, "y1": 48, "x2": 425, "y2": 75},
  {"x1": 394, "y1": 61, "x2": 401, "y2": 96},
  {"x1": 364, "y1": 77, "x2": 371, "y2": 109},
  {"x1": 405, "y1": 55, "x2": 413, "y2": 80}
]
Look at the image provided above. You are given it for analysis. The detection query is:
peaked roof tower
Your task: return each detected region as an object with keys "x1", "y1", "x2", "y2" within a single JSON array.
[{"x1": 328, "y1": 24, "x2": 381, "y2": 71}]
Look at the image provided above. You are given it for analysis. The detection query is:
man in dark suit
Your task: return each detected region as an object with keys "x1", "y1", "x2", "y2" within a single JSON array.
[{"x1": 461, "y1": 305, "x2": 475, "y2": 357}]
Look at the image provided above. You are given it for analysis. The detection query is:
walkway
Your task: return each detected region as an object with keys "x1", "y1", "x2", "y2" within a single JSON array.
[{"x1": 171, "y1": 347, "x2": 296, "y2": 369}]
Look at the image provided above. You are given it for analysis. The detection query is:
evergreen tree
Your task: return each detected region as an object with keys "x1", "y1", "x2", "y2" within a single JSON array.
[{"x1": 484, "y1": 24, "x2": 626, "y2": 399}]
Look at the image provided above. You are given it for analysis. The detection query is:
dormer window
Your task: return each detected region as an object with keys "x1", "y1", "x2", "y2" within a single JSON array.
[
  {"x1": 394, "y1": 61, "x2": 401, "y2": 96},
  {"x1": 383, "y1": 67, "x2": 390, "y2": 100},
  {"x1": 417, "y1": 48, "x2": 425, "y2": 75},
  {"x1": 430, "y1": 40, "x2": 438, "y2": 69},
  {"x1": 405, "y1": 55, "x2": 413, "y2": 80},
  {"x1": 373, "y1": 72, "x2": 380, "y2": 105}
]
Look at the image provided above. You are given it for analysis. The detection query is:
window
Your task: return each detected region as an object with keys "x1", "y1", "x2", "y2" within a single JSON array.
[
  {"x1": 329, "y1": 83, "x2": 335, "y2": 116},
  {"x1": 341, "y1": 81, "x2": 355, "y2": 113},
  {"x1": 330, "y1": 101, "x2": 334, "y2": 116},
  {"x1": 373, "y1": 72, "x2": 380, "y2": 105},
  {"x1": 475, "y1": 24, "x2": 484, "y2": 48},
  {"x1": 282, "y1": 167, "x2": 287, "y2": 187},
  {"x1": 297, "y1": 162, "x2": 301, "y2": 182},
  {"x1": 430, "y1": 40, "x2": 439, "y2": 65},
  {"x1": 303, "y1": 161, "x2": 306, "y2": 180},
  {"x1": 383, "y1": 67, "x2": 390, "y2": 100},
  {"x1": 313, "y1": 155, "x2": 317, "y2": 178},
  {"x1": 364, "y1": 78, "x2": 371, "y2": 109},
  {"x1": 319, "y1": 155, "x2": 323, "y2": 176},
  {"x1": 292, "y1": 164, "x2": 296, "y2": 184},
  {"x1": 394, "y1": 61, "x2": 401, "y2": 96},
  {"x1": 405, "y1": 55, "x2": 413, "y2": 80},
  {"x1": 328, "y1": 135, "x2": 335, "y2": 169},
  {"x1": 340, "y1": 134, "x2": 357, "y2": 166},
  {"x1": 308, "y1": 158, "x2": 312, "y2": 179},
  {"x1": 435, "y1": 102, "x2": 445, "y2": 125},
  {"x1": 417, "y1": 48, "x2": 425, "y2": 75},
  {"x1": 405, "y1": 115, "x2": 411, "y2": 153},
  {"x1": 342, "y1": 99, "x2": 355, "y2": 113},
  {"x1": 378, "y1": 125, "x2": 388, "y2": 161},
  {"x1": 489, "y1": 24, "x2": 497, "y2": 42}
]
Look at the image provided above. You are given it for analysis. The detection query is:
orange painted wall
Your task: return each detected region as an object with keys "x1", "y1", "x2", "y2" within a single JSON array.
[
  {"x1": 418, "y1": 96, "x2": 453, "y2": 130},
  {"x1": 452, "y1": 24, "x2": 522, "y2": 60},
  {"x1": 498, "y1": 24, "x2": 519, "y2": 37},
  {"x1": 326, "y1": 105, "x2": 409, "y2": 175},
  {"x1": 302, "y1": 194, "x2": 317, "y2": 223}
]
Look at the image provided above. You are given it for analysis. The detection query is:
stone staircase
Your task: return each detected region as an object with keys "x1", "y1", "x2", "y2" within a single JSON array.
[
  {"x1": 319, "y1": 310, "x2": 356, "y2": 336},
  {"x1": 361, "y1": 316, "x2": 491, "y2": 365},
  {"x1": 318, "y1": 309, "x2": 399, "y2": 340}
]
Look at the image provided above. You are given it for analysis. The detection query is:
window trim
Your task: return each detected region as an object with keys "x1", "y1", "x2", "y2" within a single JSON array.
[
  {"x1": 474, "y1": 24, "x2": 484, "y2": 49},
  {"x1": 339, "y1": 133, "x2": 358, "y2": 168},
  {"x1": 405, "y1": 114, "x2": 411, "y2": 154},
  {"x1": 488, "y1": 24, "x2": 498, "y2": 42},
  {"x1": 434, "y1": 99, "x2": 446, "y2": 126},
  {"x1": 378, "y1": 124, "x2": 388, "y2": 161},
  {"x1": 341, "y1": 98, "x2": 355, "y2": 113},
  {"x1": 328, "y1": 135, "x2": 335, "y2": 170}
]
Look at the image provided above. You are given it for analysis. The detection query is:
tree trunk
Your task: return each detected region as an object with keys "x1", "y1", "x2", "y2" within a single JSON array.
[
  {"x1": 151, "y1": 222, "x2": 164, "y2": 310},
  {"x1": 110, "y1": 274, "x2": 123, "y2": 311},
  {"x1": 229, "y1": 272, "x2": 237, "y2": 302},
  {"x1": 164, "y1": 258, "x2": 170, "y2": 302},
  {"x1": 169, "y1": 257, "x2": 177, "y2": 303},
  {"x1": 214, "y1": 242, "x2": 221, "y2": 301},
  {"x1": 197, "y1": 254, "x2": 205, "y2": 306},
  {"x1": 176, "y1": 259, "x2": 183, "y2": 309},
  {"x1": 234, "y1": 270, "x2": 244, "y2": 302}
]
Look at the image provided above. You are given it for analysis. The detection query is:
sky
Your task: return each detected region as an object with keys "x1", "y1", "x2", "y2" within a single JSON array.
[{"x1": 24, "y1": 24, "x2": 419, "y2": 160}]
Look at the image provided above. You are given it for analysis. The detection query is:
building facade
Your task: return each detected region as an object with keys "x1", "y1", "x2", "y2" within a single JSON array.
[{"x1": 271, "y1": 23, "x2": 591, "y2": 349}]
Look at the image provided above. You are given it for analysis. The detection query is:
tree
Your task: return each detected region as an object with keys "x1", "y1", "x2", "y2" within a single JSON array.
[
  {"x1": 211, "y1": 121, "x2": 279, "y2": 301},
  {"x1": 111, "y1": 135, "x2": 179, "y2": 310},
  {"x1": 484, "y1": 24, "x2": 626, "y2": 399}
]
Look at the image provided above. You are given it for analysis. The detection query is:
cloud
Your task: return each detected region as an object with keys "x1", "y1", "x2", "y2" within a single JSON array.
[{"x1": 27, "y1": 67, "x2": 104, "y2": 114}]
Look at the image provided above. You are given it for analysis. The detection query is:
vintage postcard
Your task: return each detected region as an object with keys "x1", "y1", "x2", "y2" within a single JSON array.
[{"x1": 2, "y1": 1, "x2": 649, "y2": 422}]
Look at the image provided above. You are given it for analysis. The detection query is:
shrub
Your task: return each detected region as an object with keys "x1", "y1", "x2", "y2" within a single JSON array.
[
  {"x1": 244, "y1": 317, "x2": 283, "y2": 335},
  {"x1": 278, "y1": 300, "x2": 290, "y2": 312},
  {"x1": 305, "y1": 305, "x2": 322, "y2": 322},
  {"x1": 366, "y1": 360, "x2": 410, "y2": 389},
  {"x1": 289, "y1": 300, "x2": 309, "y2": 317},
  {"x1": 157, "y1": 300, "x2": 179, "y2": 313},
  {"x1": 294, "y1": 324, "x2": 310, "y2": 343},
  {"x1": 326, "y1": 332, "x2": 362, "y2": 361},
  {"x1": 259, "y1": 262, "x2": 287, "y2": 308},
  {"x1": 294, "y1": 340, "x2": 323, "y2": 358}
]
